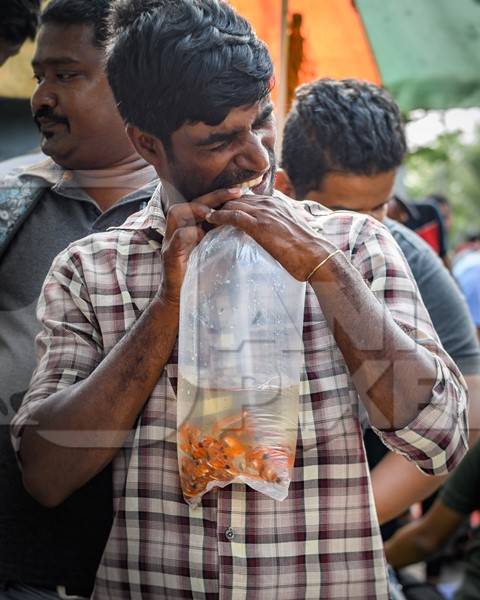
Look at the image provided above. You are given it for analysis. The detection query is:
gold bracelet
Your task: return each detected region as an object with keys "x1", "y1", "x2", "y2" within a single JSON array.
[{"x1": 306, "y1": 248, "x2": 342, "y2": 281}]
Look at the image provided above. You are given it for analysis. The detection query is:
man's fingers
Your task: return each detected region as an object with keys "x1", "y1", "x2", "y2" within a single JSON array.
[
  {"x1": 205, "y1": 207, "x2": 257, "y2": 233},
  {"x1": 169, "y1": 225, "x2": 205, "y2": 249},
  {"x1": 165, "y1": 204, "x2": 210, "y2": 239},
  {"x1": 194, "y1": 187, "x2": 243, "y2": 208},
  {"x1": 218, "y1": 199, "x2": 258, "y2": 214},
  {"x1": 165, "y1": 188, "x2": 242, "y2": 238}
]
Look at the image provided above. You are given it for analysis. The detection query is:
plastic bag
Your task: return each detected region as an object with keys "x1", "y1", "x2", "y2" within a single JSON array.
[{"x1": 177, "y1": 225, "x2": 306, "y2": 507}]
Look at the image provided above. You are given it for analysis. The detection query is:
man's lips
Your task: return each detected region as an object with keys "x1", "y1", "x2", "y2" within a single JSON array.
[{"x1": 38, "y1": 120, "x2": 65, "y2": 130}]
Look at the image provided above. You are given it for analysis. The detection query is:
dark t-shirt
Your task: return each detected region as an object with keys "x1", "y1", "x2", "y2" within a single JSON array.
[
  {"x1": 385, "y1": 218, "x2": 480, "y2": 376},
  {"x1": 441, "y1": 440, "x2": 480, "y2": 600},
  {"x1": 0, "y1": 164, "x2": 156, "y2": 595}
]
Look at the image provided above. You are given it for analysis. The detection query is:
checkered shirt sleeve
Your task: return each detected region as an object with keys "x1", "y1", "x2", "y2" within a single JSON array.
[{"x1": 10, "y1": 243, "x2": 104, "y2": 453}]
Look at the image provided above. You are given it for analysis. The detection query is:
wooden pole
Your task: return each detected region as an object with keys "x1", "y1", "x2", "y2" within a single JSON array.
[{"x1": 275, "y1": 0, "x2": 289, "y2": 159}]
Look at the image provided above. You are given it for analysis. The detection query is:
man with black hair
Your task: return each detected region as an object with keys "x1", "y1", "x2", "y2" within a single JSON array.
[
  {"x1": 281, "y1": 78, "x2": 480, "y2": 528},
  {"x1": 0, "y1": 0, "x2": 157, "y2": 598},
  {"x1": 0, "y1": 0, "x2": 40, "y2": 67},
  {"x1": 12, "y1": 3, "x2": 468, "y2": 598}
]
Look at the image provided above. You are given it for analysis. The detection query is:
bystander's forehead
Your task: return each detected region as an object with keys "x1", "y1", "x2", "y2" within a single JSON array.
[
  {"x1": 32, "y1": 23, "x2": 102, "y2": 68},
  {"x1": 319, "y1": 170, "x2": 396, "y2": 211}
]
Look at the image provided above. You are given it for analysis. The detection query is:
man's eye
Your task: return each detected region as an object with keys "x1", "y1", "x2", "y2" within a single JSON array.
[
  {"x1": 255, "y1": 117, "x2": 272, "y2": 129},
  {"x1": 254, "y1": 111, "x2": 274, "y2": 129},
  {"x1": 33, "y1": 74, "x2": 43, "y2": 83},
  {"x1": 56, "y1": 72, "x2": 77, "y2": 81},
  {"x1": 209, "y1": 142, "x2": 229, "y2": 152}
]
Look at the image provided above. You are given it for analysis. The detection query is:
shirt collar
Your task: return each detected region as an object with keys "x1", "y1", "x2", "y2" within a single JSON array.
[
  {"x1": 110, "y1": 182, "x2": 167, "y2": 235},
  {"x1": 18, "y1": 157, "x2": 63, "y2": 187},
  {"x1": 18, "y1": 156, "x2": 157, "y2": 208},
  {"x1": 15, "y1": 159, "x2": 91, "y2": 204}
]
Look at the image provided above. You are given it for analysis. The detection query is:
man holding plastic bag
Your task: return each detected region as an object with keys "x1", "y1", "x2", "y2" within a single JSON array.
[{"x1": 11, "y1": 1, "x2": 467, "y2": 598}]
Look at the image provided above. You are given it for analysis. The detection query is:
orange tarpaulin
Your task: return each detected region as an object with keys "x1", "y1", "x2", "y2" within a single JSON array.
[
  {"x1": 229, "y1": 0, "x2": 381, "y2": 112},
  {"x1": 288, "y1": 0, "x2": 381, "y2": 84}
]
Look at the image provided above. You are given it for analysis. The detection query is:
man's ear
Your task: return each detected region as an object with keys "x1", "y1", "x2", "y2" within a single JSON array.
[
  {"x1": 275, "y1": 169, "x2": 296, "y2": 199},
  {"x1": 126, "y1": 124, "x2": 167, "y2": 170}
]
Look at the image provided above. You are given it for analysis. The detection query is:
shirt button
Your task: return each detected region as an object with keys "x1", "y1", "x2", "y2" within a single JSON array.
[{"x1": 224, "y1": 527, "x2": 235, "y2": 541}]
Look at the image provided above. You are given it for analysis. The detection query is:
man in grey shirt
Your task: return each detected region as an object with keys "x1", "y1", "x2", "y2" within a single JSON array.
[
  {"x1": 279, "y1": 77, "x2": 480, "y2": 523},
  {"x1": 0, "y1": 0, "x2": 157, "y2": 597}
]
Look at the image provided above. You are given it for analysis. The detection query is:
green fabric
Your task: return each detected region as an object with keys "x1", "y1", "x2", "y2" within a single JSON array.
[
  {"x1": 357, "y1": 0, "x2": 480, "y2": 112},
  {"x1": 440, "y1": 440, "x2": 480, "y2": 600}
]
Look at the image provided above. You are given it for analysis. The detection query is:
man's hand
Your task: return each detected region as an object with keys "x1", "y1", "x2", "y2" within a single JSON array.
[
  {"x1": 160, "y1": 188, "x2": 243, "y2": 304},
  {"x1": 205, "y1": 194, "x2": 336, "y2": 281}
]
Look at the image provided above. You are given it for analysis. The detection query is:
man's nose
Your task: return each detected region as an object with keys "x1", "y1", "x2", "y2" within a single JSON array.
[
  {"x1": 31, "y1": 82, "x2": 57, "y2": 114},
  {"x1": 235, "y1": 133, "x2": 270, "y2": 174}
]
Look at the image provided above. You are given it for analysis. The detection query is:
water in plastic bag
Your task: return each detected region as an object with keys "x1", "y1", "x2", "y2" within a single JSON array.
[{"x1": 177, "y1": 225, "x2": 306, "y2": 506}]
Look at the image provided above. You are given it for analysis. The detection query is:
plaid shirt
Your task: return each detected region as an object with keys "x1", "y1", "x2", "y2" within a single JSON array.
[{"x1": 12, "y1": 186, "x2": 468, "y2": 599}]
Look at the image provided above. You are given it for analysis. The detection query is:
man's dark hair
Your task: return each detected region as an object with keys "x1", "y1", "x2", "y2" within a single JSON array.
[
  {"x1": 282, "y1": 78, "x2": 407, "y2": 199},
  {"x1": 106, "y1": 0, "x2": 273, "y2": 149},
  {"x1": 41, "y1": 0, "x2": 112, "y2": 47},
  {"x1": 0, "y1": 0, "x2": 40, "y2": 45}
]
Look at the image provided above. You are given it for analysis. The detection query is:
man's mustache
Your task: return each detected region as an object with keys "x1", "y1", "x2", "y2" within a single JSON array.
[
  {"x1": 210, "y1": 149, "x2": 277, "y2": 191},
  {"x1": 33, "y1": 107, "x2": 70, "y2": 131}
]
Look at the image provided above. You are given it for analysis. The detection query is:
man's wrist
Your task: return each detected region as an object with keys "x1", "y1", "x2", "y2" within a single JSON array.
[
  {"x1": 153, "y1": 288, "x2": 181, "y2": 313},
  {"x1": 306, "y1": 249, "x2": 343, "y2": 281},
  {"x1": 307, "y1": 244, "x2": 345, "y2": 283}
]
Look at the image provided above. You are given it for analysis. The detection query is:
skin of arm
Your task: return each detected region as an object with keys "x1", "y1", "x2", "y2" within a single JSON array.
[
  {"x1": 307, "y1": 248, "x2": 436, "y2": 429},
  {"x1": 18, "y1": 188, "x2": 242, "y2": 507},
  {"x1": 207, "y1": 195, "x2": 439, "y2": 430},
  {"x1": 373, "y1": 374, "x2": 480, "y2": 525},
  {"x1": 384, "y1": 499, "x2": 465, "y2": 568}
]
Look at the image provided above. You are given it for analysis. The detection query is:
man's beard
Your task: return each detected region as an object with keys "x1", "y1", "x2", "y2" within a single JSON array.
[{"x1": 170, "y1": 148, "x2": 277, "y2": 203}]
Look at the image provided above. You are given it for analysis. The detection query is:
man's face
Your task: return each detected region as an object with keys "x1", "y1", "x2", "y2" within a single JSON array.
[
  {"x1": 31, "y1": 24, "x2": 134, "y2": 170},
  {"x1": 307, "y1": 170, "x2": 397, "y2": 222},
  {"x1": 155, "y1": 98, "x2": 276, "y2": 201},
  {"x1": 0, "y1": 37, "x2": 22, "y2": 67}
]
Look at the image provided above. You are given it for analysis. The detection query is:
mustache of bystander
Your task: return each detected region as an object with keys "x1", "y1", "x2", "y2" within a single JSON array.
[{"x1": 33, "y1": 107, "x2": 70, "y2": 133}]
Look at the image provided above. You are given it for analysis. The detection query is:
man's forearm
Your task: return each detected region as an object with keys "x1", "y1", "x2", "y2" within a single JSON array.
[
  {"x1": 384, "y1": 520, "x2": 433, "y2": 569},
  {"x1": 385, "y1": 501, "x2": 464, "y2": 569},
  {"x1": 310, "y1": 252, "x2": 437, "y2": 430},
  {"x1": 372, "y1": 452, "x2": 447, "y2": 525},
  {"x1": 19, "y1": 295, "x2": 179, "y2": 507}
]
